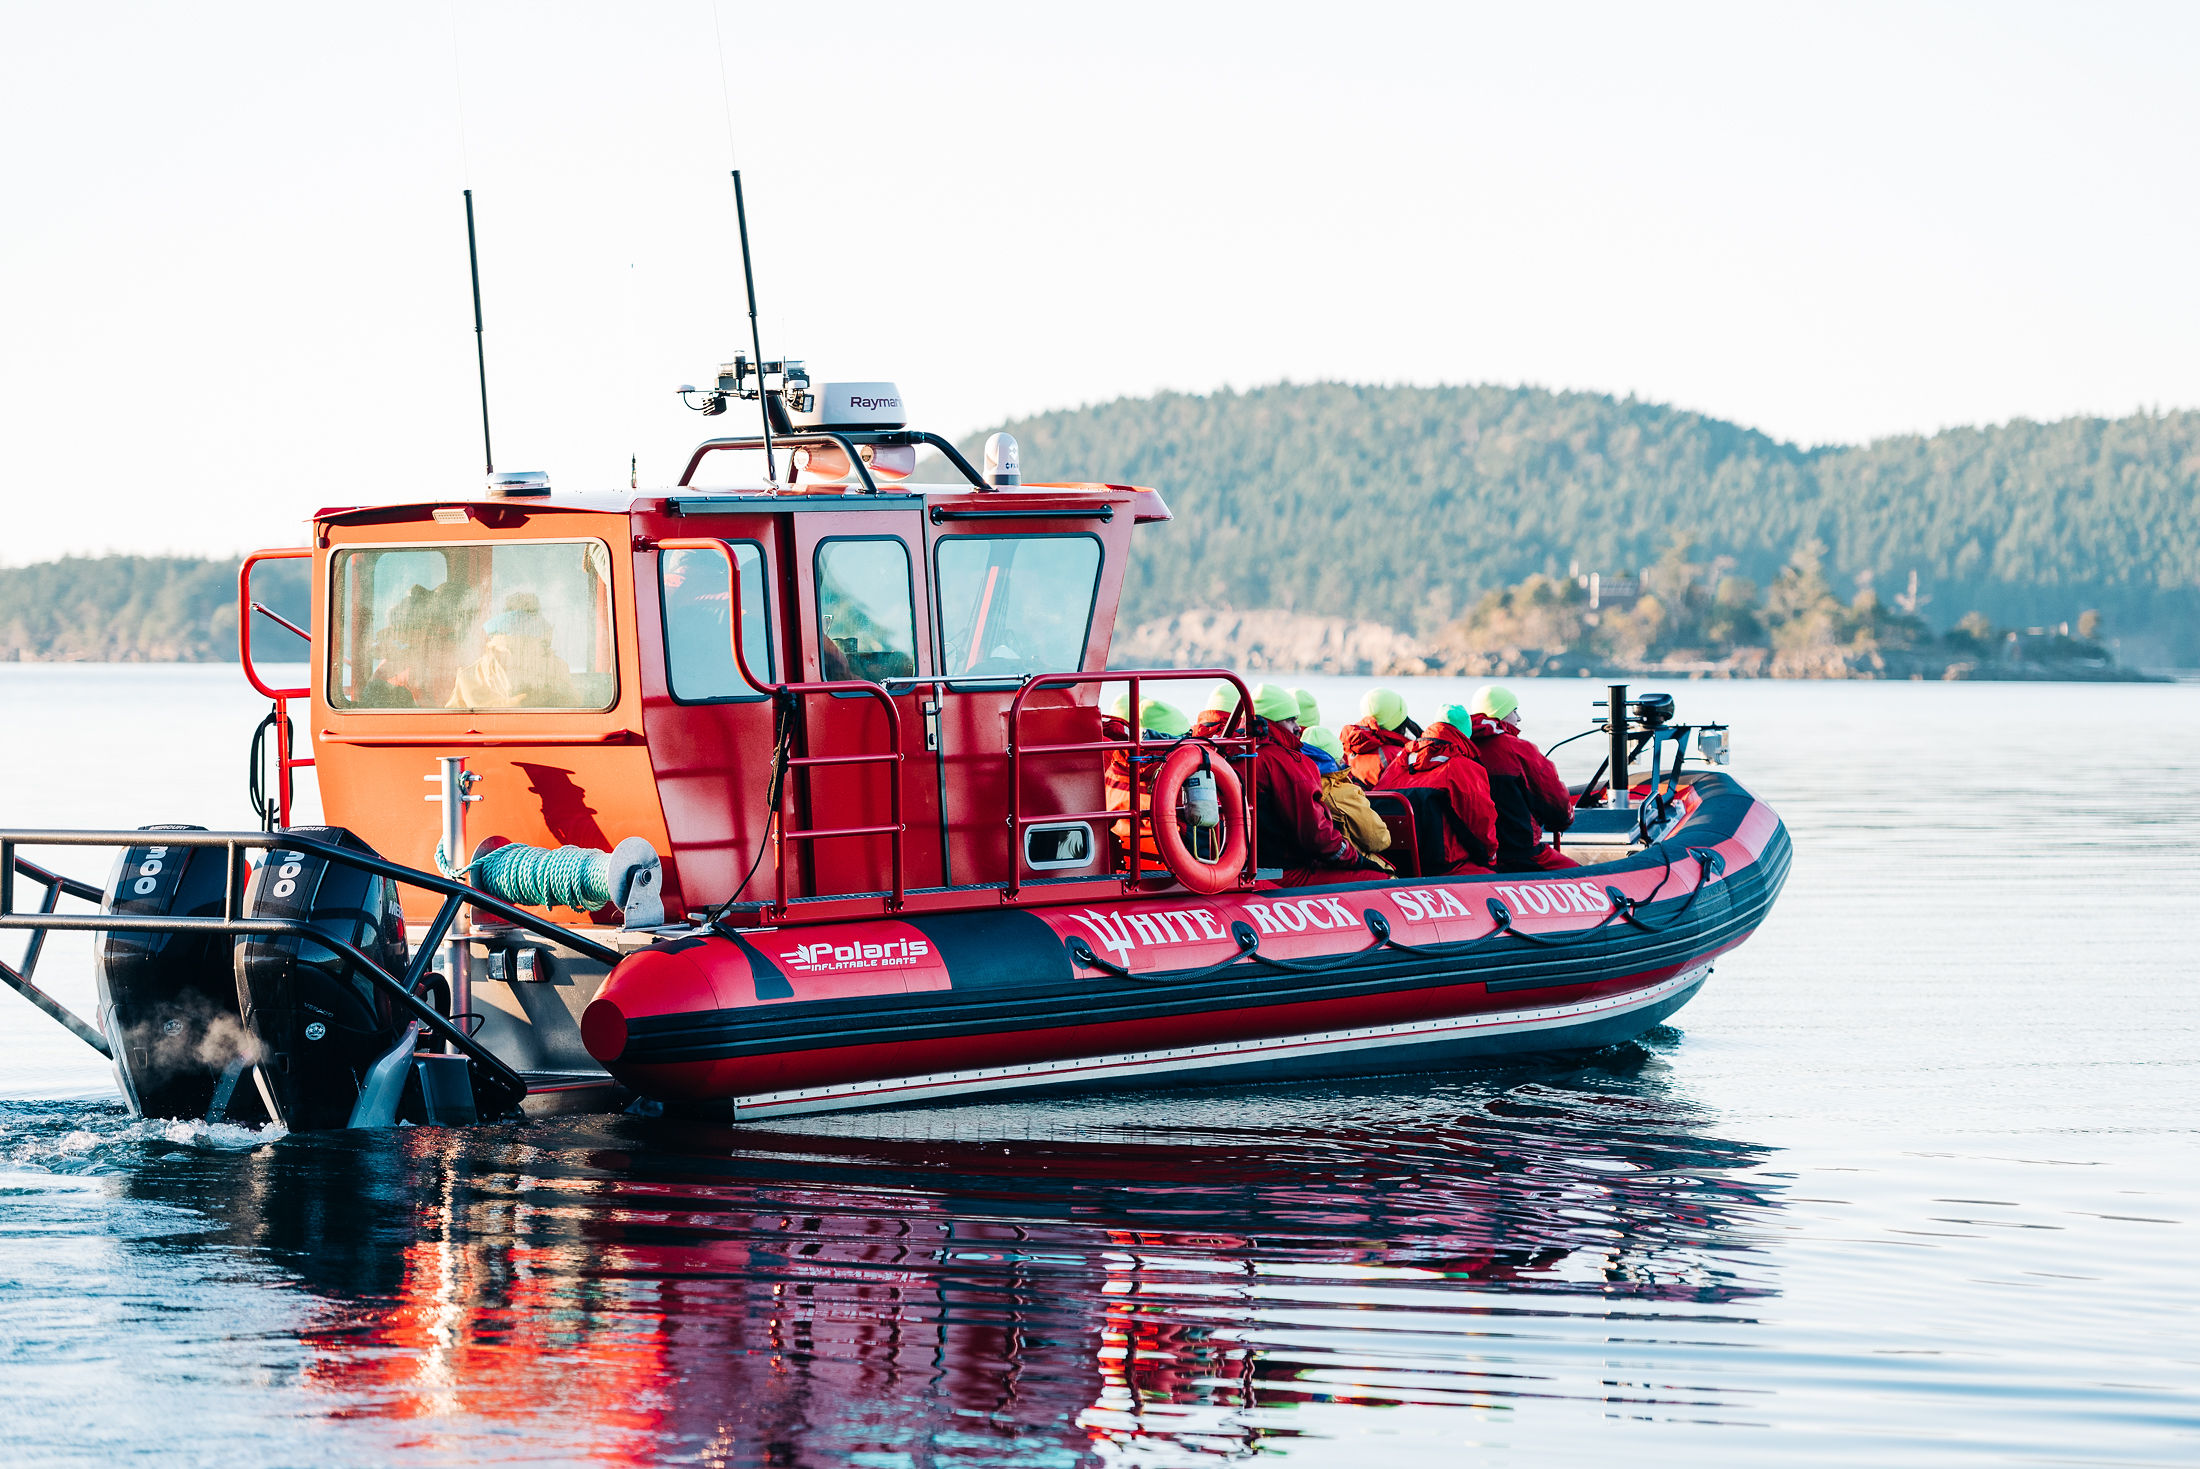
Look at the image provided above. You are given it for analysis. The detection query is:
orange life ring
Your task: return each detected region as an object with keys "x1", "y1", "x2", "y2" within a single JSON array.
[{"x1": 1150, "y1": 742, "x2": 1248, "y2": 895}]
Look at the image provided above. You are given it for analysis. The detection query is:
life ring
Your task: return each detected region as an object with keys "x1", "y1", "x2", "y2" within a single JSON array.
[{"x1": 1150, "y1": 742, "x2": 1248, "y2": 895}]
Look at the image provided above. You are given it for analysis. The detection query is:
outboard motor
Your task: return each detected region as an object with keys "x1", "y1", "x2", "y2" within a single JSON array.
[
  {"x1": 96, "y1": 825, "x2": 267, "y2": 1122},
  {"x1": 234, "y1": 827, "x2": 412, "y2": 1131}
]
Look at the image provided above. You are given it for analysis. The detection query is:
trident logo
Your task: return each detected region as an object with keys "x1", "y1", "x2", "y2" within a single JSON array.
[{"x1": 1068, "y1": 909, "x2": 1137, "y2": 964}]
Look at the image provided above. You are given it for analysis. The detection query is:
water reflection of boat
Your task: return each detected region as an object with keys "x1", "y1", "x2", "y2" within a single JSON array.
[{"x1": 115, "y1": 1068, "x2": 1783, "y2": 1458}]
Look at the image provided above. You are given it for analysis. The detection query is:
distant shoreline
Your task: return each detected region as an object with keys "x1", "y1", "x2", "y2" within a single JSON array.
[
  {"x1": 5, "y1": 657, "x2": 2173, "y2": 686},
  {"x1": 1113, "y1": 605, "x2": 2166, "y2": 684}
]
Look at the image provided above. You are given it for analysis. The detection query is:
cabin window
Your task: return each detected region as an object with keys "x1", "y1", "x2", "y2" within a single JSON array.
[
  {"x1": 934, "y1": 535, "x2": 1101, "y2": 679},
  {"x1": 330, "y1": 540, "x2": 617, "y2": 711},
  {"x1": 814, "y1": 538, "x2": 917, "y2": 683},
  {"x1": 660, "y1": 543, "x2": 775, "y2": 701}
]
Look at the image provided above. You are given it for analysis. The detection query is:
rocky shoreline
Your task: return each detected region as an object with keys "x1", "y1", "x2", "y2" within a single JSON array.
[{"x1": 1111, "y1": 609, "x2": 2161, "y2": 682}]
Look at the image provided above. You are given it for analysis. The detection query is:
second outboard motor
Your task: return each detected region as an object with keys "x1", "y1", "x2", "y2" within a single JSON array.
[
  {"x1": 96, "y1": 825, "x2": 267, "y2": 1122},
  {"x1": 234, "y1": 827, "x2": 411, "y2": 1131}
]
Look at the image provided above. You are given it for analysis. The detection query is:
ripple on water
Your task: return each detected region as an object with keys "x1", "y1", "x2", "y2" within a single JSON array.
[{"x1": 0, "y1": 1100, "x2": 285, "y2": 1175}]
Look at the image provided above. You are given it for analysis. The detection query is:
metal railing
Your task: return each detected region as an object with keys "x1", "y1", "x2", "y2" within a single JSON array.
[
  {"x1": 677, "y1": 429, "x2": 989, "y2": 492},
  {"x1": 238, "y1": 547, "x2": 316, "y2": 829},
  {"x1": 654, "y1": 544, "x2": 1271, "y2": 915},
  {"x1": 1, "y1": 829, "x2": 629, "y2": 1116},
  {"x1": 1004, "y1": 670, "x2": 1260, "y2": 899},
  {"x1": 655, "y1": 538, "x2": 906, "y2": 919},
  {"x1": 0, "y1": 853, "x2": 107, "y2": 1053}
]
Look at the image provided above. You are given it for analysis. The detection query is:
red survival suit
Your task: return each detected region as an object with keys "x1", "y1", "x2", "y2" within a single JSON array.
[
  {"x1": 1253, "y1": 719, "x2": 1365, "y2": 886},
  {"x1": 1190, "y1": 709, "x2": 1234, "y2": 741},
  {"x1": 1375, "y1": 722, "x2": 1499, "y2": 875},
  {"x1": 1468, "y1": 711, "x2": 1578, "y2": 871},
  {"x1": 1339, "y1": 718, "x2": 1413, "y2": 788},
  {"x1": 1102, "y1": 715, "x2": 1168, "y2": 866}
]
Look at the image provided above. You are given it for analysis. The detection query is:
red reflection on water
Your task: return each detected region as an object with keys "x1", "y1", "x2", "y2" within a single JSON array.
[
  {"x1": 250, "y1": 1095, "x2": 1777, "y2": 1462},
  {"x1": 302, "y1": 1240, "x2": 673, "y2": 1463}
]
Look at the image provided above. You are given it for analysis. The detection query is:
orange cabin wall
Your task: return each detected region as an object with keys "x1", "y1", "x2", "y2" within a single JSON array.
[{"x1": 309, "y1": 507, "x2": 679, "y2": 926}]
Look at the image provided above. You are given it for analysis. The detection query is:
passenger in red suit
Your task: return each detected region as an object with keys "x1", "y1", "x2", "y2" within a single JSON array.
[
  {"x1": 1375, "y1": 717, "x2": 1500, "y2": 875},
  {"x1": 1339, "y1": 687, "x2": 1419, "y2": 787},
  {"x1": 1460, "y1": 685, "x2": 1579, "y2": 871},
  {"x1": 1248, "y1": 682, "x2": 1365, "y2": 887}
]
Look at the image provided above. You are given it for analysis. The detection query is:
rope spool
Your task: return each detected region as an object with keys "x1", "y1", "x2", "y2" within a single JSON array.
[
  {"x1": 476, "y1": 842, "x2": 617, "y2": 911},
  {"x1": 437, "y1": 836, "x2": 664, "y2": 925}
]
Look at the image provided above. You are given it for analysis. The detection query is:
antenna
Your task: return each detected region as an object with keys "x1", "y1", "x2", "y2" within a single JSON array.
[
  {"x1": 730, "y1": 170, "x2": 775, "y2": 483},
  {"x1": 463, "y1": 189, "x2": 494, "y2": 476}
]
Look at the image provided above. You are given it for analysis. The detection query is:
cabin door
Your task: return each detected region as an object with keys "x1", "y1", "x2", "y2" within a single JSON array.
[
  {"x1": 640, "y1": 521, "x2": 789, "y2": 913},
  {"x1": 790, "y1": 511, "x2": 946, "y2": 899},
  {"x1": 924, "y1": 522, "x2": 1114, "y2": 888}
]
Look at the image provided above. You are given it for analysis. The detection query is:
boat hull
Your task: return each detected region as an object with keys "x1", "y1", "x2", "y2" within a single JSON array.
[
  {"x1": 700, "y1": 964, "x2": 1710, "y2": 1119},
  {"x1": 584, "y1": 772, "x2": 1788, "y2": 1117}
]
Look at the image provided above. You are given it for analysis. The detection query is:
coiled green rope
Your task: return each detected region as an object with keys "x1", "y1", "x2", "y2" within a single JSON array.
[{"x1": 441, "y1": 841, "x2": 617, "y2": 911}]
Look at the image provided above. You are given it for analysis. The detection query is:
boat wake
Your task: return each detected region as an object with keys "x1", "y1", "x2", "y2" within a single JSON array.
[{"x1": 0, "y1": 1100, "x2": 285, "y2": 1175}]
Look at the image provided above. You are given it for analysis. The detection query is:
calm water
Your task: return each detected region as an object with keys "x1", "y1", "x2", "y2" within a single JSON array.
[{"x1": 2, "y1": 665, "x2": 2196, "y2": 1466}]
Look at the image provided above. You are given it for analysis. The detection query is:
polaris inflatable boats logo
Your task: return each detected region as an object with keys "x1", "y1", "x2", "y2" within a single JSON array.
[{"x1": 780, "y1": 936, "x2": 931, "y2": 973}]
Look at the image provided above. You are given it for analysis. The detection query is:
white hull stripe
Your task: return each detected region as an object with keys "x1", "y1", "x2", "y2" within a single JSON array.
[{"x1": 732, "y1": 966, "x2": 1712, "y2": 1119}]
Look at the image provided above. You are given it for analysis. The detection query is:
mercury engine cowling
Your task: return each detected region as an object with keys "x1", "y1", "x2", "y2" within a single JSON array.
[
  {"x1": 96, "y1": 825, "x2": 268, "y2": 1122},
  {"x1": 234, "y1": 827, "x2": 411, "y2": 1131}
]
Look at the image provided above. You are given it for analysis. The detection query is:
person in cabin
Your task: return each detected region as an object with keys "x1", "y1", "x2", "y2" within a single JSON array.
[
  {"x1": 447, "y1": 593, "x2": 579, "y2": 709},
  {"x1": 1103, "y1": 692, "x2": 1191, "y2": 859},
  {"x1": 1341, "y1": 688, "x2": 1421, "y2": 787},
  {"x1": 1462, "y1": 685, "x2": 1580, "y2": 871},
  {"x1": 1249, "y1": 683, "x2": 1368, "y2": 886},
  {"x1": 361, "y1": 583, "x2": 464, "y2": 707},
  {"x1": 1375, "y1": 709, "x2": 1500, "y2": 875},
  {"x1": 1302, "y1": 725, "x2": 1393, "y2": 867}
]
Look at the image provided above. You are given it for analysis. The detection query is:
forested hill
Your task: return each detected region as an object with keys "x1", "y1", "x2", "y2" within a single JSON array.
[
  {"x1": 0, "y1": 556, "x2": 309, "y2": 662},
  {"x1": 967, "y1": 385, "x2": 2200, "y2": 662},
  {"x1": 5, "y1": 387, "x2": 2195, "y2": 664}
]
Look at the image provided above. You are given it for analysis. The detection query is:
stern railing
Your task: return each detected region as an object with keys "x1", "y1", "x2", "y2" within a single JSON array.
[{"x1": 1, "y1": 828, "x2": 630, "y2": 1114}]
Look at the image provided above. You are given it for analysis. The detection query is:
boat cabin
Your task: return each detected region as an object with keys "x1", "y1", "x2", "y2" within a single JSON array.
[{"x1": 243, "y1": 392, "x2": 1227, "y2": 928}]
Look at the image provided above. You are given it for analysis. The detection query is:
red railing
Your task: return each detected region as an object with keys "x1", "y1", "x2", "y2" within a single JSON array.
[
  {"x1": 1004, "y1": 670, "x2": 1260, "y2": 899},
  {"x1": 656, "y1": 538, "x2": 907, "y2": 918},
  {"x1": 238, "y1": 548, "x2": 316, "y2": 829}
]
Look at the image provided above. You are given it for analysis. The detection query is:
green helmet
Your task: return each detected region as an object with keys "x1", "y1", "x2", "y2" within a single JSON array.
[
  {"x1": 1360, "y1": 687, "x2": 1408, "y2": 731},
  {"x1": 1252, "y1": 682, "x2": 1301, "y2": 723},
  {"x1": 1471, "y1": 684, "x2": 1520, "y2": 722},
  {"x1": 1139, "y1": 698, "x2": 1191, "y2": 738}
]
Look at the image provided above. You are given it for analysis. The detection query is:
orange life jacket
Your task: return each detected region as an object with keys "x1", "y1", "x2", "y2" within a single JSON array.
[{"x1": 1340, "y1": 718, "x2": 1411, "y2": 787}]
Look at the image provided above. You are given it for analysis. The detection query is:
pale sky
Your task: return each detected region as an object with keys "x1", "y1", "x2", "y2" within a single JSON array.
[{"x1": 4, "y1": 1, "x2": 2197, "y2": 563}]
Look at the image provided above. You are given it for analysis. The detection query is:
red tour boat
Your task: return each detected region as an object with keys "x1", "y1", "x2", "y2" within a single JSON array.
[{"x1": 1, "y1": 361, "x2": 1788, "y2": 1129}]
